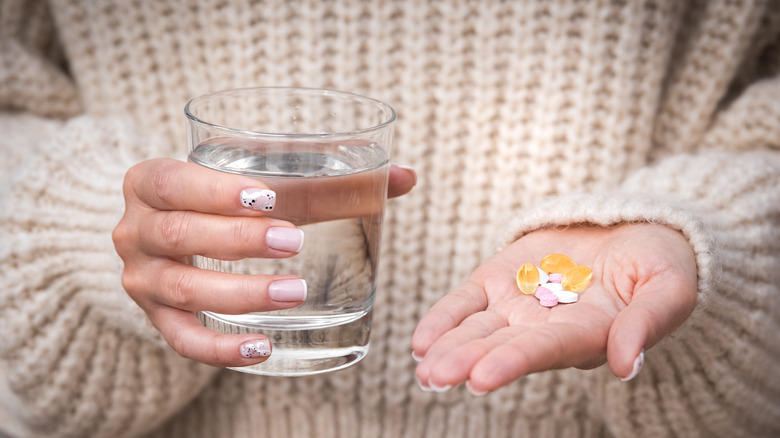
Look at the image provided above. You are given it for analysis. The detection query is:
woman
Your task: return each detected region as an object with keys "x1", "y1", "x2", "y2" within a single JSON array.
[{"x1": 1, "y1": 0, "x2": 778, "y2": 437}]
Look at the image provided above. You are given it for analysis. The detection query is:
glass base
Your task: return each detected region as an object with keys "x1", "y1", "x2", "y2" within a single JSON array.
[{"x1": 198, "y1": 310, "x2": 372, "y2": 376}]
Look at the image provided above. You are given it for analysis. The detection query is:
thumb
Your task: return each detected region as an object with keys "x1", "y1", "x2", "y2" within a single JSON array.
[{"x1": 606, "y1": 276, "x2": 696, "y2": 381}]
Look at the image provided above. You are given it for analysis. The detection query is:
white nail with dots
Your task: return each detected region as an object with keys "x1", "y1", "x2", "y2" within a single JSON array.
[{"x1": 241, "y1": 188, "x2": 276, "y2": 211}]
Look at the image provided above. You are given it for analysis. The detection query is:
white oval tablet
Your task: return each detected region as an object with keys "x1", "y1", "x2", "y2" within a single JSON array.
[
  {"x1": 552, "y1": 290, "x2": 579, "y2": 304},
  {"x1": 542, "y1": 282, "x2": 564, "y2": 293},
  {"x1": 536, "y1": 266, "x2": 549, "y2": 284}
]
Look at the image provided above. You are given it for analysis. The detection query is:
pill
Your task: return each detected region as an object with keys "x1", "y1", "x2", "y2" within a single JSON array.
[
  {"x1": 542, "y1": 282, "x2": 564, "y2": 293},
  {"x1": 539, "y1": 293, "x2": 559, "y2": 307},
  {"x1": 548, "y1": 273, "x2": 563, "y2": 283},
  {"x1": 516, "y1": 263, "x2": 540, "y2": 295},
  {"x1": 552, "y1": 290, "x2": 579, "y2": 304},
  {"x1": 562, "y1": 265, "x2": 593, "y2": 293},
  {"x1": 534, "y1": 285, "x2": 553, "y2": 299},
  {"x1": 537, "y1": 267, "x2": 550, "y2": 284},
  {"x1": 540, "y1": 254, "x2": 577, "y2": 274}
]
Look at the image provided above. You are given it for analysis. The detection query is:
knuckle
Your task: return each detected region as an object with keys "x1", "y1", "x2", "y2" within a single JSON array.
[
  {"x1": 111, "y1": 219, "x2": 138, "y2": 255},
  {"x1": 231, "y1": 219, "x2": 257, "y2": 251},
  {"x1": 203, "y1": 178, "x2": 228, "y2": 209},
  {"x1": 207, "y1": 333, "x2": 228, "y2": 365},
  {"x1": 119, "y1": 268, "x2": 146, "y2": 300},
  {"x1": 149, "y1": 160, "x2": 179, "y2": 206},
  {"x1": 159, "y1": 211, "x2": 191, "y2": 251},
  {"x1": 165, "y1": 269, "x2": 198, "y2": 310},
  {"x1": 122, "y1": 162, "x2": 144, "y2": 198},
  {"x1": 167, "y1": 327, "x2": 192, "y2": 359}
]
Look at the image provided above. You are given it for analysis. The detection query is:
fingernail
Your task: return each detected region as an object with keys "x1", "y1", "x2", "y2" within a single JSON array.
[
  {"x1": 429, "y1": 380, "x2": 452, "y2": 393},
  {"x1": 466, "y1": 381, "x2": 487, "y2": 396},
  {"x1": 241, "y1": 188, "x2": 276, "y2": 211},
  {"x1": 396, "y1": 164, "x2": 417, "y2": 184},
  {"x1": 417, "y1": 378, "x2": 433, "y2": 392},
  {"x1": 269, "y1": 279, "x2": 308, "y2": 302},
  {"x1": 239, "y1": 339, "x2": 271, "y2": 358},
  {"x1": 621, "y1": 349, "x2": 645, "y2": 382},
  {"x1": 412, "y1": 351, "x2": 423, "y2": 362},
  {"x1": 266, "y1": 227, "x2": 304, "y2": 252}
]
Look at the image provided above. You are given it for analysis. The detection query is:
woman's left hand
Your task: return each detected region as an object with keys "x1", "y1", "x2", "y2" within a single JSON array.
[{"x1": 412, "y1": 223, "x2": 697, "y2": 394}]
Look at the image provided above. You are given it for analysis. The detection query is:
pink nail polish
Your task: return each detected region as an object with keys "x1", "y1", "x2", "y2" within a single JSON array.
[
  {"x1": 239, "y1": 339, "x2": 271, "y2": 358},
  {"x1": 269, "y1": 279, "x2": 308, "y2": 302},
  {"x1": 266, "y1": 227, "x2": 304, "y2": 252},
  {"x1": 241, "y1": 188, "x2": 276, "y2": 211},
  {"x1": 621, "y1": 349, "x2": 645, "y2": 382}
]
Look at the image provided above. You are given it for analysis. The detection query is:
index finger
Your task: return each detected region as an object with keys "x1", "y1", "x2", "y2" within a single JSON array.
[{"x1": 125, "y1": 158, "x2": 273, "y2": 215}]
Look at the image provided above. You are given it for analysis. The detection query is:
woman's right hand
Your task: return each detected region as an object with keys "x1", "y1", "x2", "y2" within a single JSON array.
[
  {"x1": 113, "y1": 158, "x2": 416, "y2": 367},
  {"x1": 112, "y1": 158, "x2": 308, "y2": 367}
]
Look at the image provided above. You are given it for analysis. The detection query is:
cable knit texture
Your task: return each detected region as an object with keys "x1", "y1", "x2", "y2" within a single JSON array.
[{"x1": 1, "y1": 0, "x2": 778, "y2": 437}]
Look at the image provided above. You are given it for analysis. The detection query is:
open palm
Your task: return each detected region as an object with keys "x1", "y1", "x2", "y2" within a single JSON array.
[{"x1": 412, "y1": 223, "x2": 697, "y2": 394}]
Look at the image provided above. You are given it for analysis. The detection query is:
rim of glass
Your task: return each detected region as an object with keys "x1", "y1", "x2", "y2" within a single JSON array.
[{"x1": 184, "y1": 86, "x2": 397, "y2": 139}]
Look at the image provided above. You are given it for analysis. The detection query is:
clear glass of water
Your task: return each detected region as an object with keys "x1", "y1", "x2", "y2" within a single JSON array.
[{"x1": 184, "y1": 87, "x2": 396, "y2": 376}]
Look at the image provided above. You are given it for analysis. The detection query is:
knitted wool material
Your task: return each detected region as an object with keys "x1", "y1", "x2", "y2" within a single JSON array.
[{"x1": 1, "y1": 0, "x2": 779, "y2": 437}]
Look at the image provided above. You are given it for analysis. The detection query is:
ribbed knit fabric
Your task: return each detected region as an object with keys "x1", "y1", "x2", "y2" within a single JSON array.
[{"x1": 1, "y1": 1, "x2": 778, "y2": 437}]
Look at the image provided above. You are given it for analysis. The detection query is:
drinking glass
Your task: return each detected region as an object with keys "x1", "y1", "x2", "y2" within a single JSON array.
[{"x1": 184, "y1": 87, "x2": 396, "y2": 376}]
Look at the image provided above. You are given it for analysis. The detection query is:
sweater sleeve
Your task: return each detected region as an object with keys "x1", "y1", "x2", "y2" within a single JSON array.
[
  {"x1": 497, "y1": 77, "x2": 780, "y2": 437},
  {"x1": 0, "y1": 115, "x2": 218, "y2": 438}
]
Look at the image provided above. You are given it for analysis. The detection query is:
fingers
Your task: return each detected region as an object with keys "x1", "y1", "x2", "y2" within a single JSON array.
[
  {"x1": 388, "y1": 164, "x2": 416, "y2": 198},
  {"x1": 123, "y1": 259, "x2": 307, "y2": 314},
  {"x1": 411, "y1": 281, "x2": 488, "y2": 358},
  {"x1": 467, "y1": 320, "x2": 607, "y2": 393},
  {"x1": 125, "y1": 158, "x2": 273, "y2": 214},
  {"x1": 150, "y1": 306, "x2": 273, "y2": 368},
  {"x1": 420, "y1": 313, "x2": 609, "y2": 394},
  {"x1": 415, "y1": 310, "x2": 507, "y2": 390},
  {"x1": 137, "y1": 210, "x2": 303, "y2": 260}
]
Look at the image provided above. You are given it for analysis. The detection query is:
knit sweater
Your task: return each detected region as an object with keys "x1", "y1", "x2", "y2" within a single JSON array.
[{"x1": 1, "y1": 0, "x2": 779, "y2": 437}]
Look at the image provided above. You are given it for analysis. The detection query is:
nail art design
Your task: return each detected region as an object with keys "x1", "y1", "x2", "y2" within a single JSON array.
[
  {"x1": 240, "y1": 339, "x2": 271, "y2": 358},
  {"x1": 241, "y1": 189, "x2": 276, "y2": 211}
]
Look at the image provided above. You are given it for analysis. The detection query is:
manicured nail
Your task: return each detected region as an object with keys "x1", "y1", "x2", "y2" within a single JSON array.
[
  {"x1": 269, "y1": 279, "x2": 308, "y2": 302},
  {"x1": 239, "y1": 339, "x2": 271, "y2": 358},
  {"x1": 466, "y1": 381, "x2": 487, "y2": 396},
  {"x1": 417, "y1": 378, "x2": 433, "y2": 392},
  {"x1": 621, "y1": 349, "x2": 645, "y2": 382},
  {"x1": 241, "y1": 188, "x2": 276, "y2": 211},
  {"x1": 266, "y1": 227, "x2": 304, "y2": 252},
  {"x1": 429, "y1": 380, "x2": 452, "y2": 393}
]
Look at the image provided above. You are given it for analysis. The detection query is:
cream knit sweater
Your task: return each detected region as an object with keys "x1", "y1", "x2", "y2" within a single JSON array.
[{"x1": 1, "y1": 0, "x2": 779, "y2": 437}]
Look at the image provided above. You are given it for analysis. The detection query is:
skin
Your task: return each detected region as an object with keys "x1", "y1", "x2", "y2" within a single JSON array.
[
  {"x1": 411, "y1": 224, "x2": 698, "y2": 392},
  {"x1": 115, "y1": 159, "x2": 697, "y2": 390},
  {"x1": 112, "y1": 158, "x2": 417, "y2": 367}
]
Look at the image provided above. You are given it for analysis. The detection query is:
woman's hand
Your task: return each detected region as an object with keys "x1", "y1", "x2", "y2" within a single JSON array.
[
  {"x1": 113, "y1": 158, "x2": 416, "y2": 367},
  {"x1": 412, "y1": 223, "x2": 697, "y2": 394}
]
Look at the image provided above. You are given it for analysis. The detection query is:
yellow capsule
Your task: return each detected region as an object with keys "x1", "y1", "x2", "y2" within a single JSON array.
[
  {"x1": 540, "y1": 253, "x2": 577, "y2": 274},
  {"x1": 562, "y1": 265, "x2": 593, "y2": 293},
  {"x1": 516, "y1": 263, "x2": 540, "y2": 295}
]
